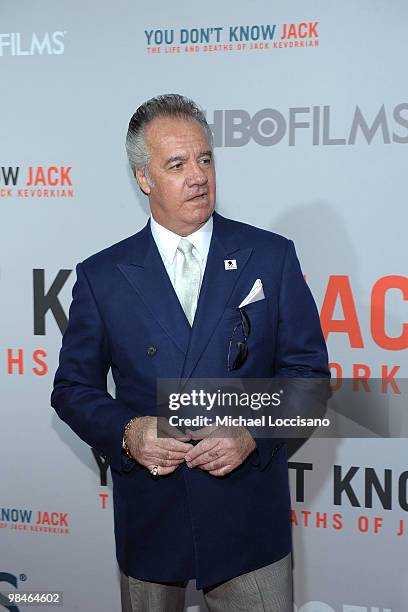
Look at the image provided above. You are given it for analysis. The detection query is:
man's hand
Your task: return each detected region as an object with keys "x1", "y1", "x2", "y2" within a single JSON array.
[
  {"x1": 184, "y1": 425, "x2": 256, "y2": 477},
  {"x1": 125, "y1": 416, "x2": 193, "y2": 476}
]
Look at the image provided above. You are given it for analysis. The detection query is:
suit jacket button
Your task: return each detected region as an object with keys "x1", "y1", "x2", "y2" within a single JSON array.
[{"x1": 147, "y1": 345, "x2": 157, "y2": 356}]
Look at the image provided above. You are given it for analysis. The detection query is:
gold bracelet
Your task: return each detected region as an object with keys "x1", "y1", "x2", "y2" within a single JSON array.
[{"x1": 123, "y1": 416, "x2": 139, "y2": 459}]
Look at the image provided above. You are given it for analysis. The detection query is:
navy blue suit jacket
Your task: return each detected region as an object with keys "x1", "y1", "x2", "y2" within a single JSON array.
[{"x1": 51, "y1": 211, "x2": 330, "y2": 589}]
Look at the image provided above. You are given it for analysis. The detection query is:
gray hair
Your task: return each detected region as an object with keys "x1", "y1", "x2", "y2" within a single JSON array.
[{"x1": 125, "y1": 94, "x2": 213, "y2": 182}]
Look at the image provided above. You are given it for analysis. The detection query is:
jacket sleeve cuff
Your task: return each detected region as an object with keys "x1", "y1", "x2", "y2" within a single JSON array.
[{"x1": 120, "y1": 449, "x2": 140, "y2": 473}]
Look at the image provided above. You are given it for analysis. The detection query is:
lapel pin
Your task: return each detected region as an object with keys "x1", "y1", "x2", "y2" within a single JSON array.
[{"x1": 224, "y1": 259, "x2": 237, "y2": 270}]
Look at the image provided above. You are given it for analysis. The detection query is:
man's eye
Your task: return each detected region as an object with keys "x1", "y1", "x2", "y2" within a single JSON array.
[
  {"x1": 200, "y1": 158, "x2": 212, "y2": 165},
  {"x1": 171, "y1": 163, "x2": 182, "y2": 170}
]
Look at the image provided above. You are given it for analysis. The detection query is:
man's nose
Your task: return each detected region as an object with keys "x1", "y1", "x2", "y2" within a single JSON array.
[{"x1": 186, "y1": 163, "x2": 208, "y2": 186}]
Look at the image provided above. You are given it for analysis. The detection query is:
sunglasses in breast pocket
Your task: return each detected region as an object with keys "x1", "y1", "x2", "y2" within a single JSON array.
[{"x1": 227, "y1": 308, "x2": 251, "y2": 371}]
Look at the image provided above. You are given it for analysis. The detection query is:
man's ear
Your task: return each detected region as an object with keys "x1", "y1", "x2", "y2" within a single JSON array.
[{"x1": 135, "y1": 167, "x2": 151, "y2": 195}]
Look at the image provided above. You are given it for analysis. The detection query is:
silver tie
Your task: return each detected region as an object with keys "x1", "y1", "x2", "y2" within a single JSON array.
[{"x1": 175, "y1": 238, "x2": 201, "y2": 326}]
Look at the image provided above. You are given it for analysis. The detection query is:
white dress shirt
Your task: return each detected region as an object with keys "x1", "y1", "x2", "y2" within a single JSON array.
[{"x1": 150, "y1": 213, "x2": 213, "y2": 293}]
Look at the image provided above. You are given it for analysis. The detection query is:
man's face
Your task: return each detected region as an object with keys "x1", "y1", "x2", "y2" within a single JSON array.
[{"x1": 136, "y1": 116, "x2": 216, "y2": 236}]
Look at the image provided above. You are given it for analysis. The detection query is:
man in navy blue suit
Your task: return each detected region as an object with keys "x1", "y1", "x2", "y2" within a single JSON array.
[{"x1": 51, "y1": 94, "x2": 330, "y2": 611}]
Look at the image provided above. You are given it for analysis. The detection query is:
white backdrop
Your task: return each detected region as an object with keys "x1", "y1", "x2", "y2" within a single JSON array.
[{"x1": 1, "y1": 1, "x2": 407, "y2": 611}]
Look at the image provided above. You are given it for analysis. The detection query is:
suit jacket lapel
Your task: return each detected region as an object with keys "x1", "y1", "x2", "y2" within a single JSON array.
[
  {"x1": 117, "y1": 221, "x2": 191, "y2": 356},
  {"x1": 181, "y1": 213, "x2": 253, "y2": 380}
]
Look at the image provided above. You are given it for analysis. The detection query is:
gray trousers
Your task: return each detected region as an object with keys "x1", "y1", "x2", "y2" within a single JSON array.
[{"x1": 120, "y1": 552, "x2": 292, "y2": 612}]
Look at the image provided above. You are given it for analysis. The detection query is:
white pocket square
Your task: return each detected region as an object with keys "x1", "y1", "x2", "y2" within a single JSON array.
[{"x1": 239, "y1": 279, "x2": 265, "y2": 308}]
